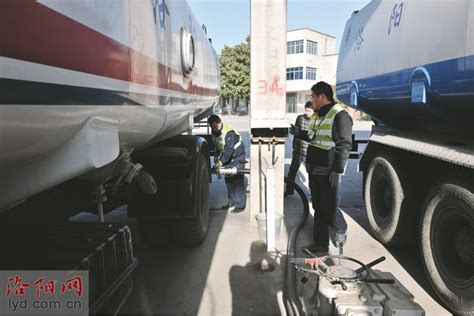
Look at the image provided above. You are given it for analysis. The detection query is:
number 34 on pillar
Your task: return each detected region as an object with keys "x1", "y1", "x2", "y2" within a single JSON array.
[{"x1": 258, "y1": 76, "x2": 284, "y2": 97}]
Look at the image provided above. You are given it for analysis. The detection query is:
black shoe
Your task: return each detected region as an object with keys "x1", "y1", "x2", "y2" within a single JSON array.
[
  {"x1": 301, "y1": 244, "x2": 329, "y2": 255},
  {"x1": 231, "y1": 206, "x2": 245, "y2": 214},
  {"x1": 284, "y1": 190, "x2": 294, "y2": 197},
  {"x1": 221, "y1": 203, "x2": 235, "y2": 211}
]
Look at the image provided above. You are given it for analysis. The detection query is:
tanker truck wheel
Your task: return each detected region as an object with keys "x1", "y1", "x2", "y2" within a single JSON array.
[
  {"x1": 172, "y1": 153, "x2": 210, "y2": 246},
  {"x1": 364, "y1": 155, "x2": 415, "y2": 245},
  {"x1": 420, "y1": 181, "x2": 474, "y2": 316},
  {"x1": 130, "y1": 136, "x2": 211, "y2": 247},
  {"x1": 134, "y1": 154, "x2": 210, "y2": 247}
]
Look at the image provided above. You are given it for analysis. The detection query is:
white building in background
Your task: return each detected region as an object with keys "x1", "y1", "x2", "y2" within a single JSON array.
[{"x1": 286, "y1": 28, "x2": 338, "y2": 113}]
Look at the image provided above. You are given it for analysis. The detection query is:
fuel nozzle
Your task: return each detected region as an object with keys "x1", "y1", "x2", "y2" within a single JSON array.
[
  {"x1": 214, "y1": 167, "x2": 250, "y2": 176},
  {"x1": 334, "y1": 233, "x2": 347, "y2": 262}
]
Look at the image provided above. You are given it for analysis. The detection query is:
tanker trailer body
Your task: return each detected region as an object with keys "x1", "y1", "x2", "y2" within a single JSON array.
[
  {"x1": 336, "y1": 1, "x2": 473, "y2": 315},
  {"x1": 0, "y1": 0, "x2": 219, "y2": 261},
  {"x1": 337, "y1": 0, "x2": 474, "y2": 135}
]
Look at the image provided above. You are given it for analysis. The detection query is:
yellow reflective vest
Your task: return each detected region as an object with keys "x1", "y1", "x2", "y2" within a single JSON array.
[
  {"x1": 307, "y1": 103, "x2": 345, "y2": 150},
  {"x1": 212, "y1": 122, "x2": 242, "y2": 153}
]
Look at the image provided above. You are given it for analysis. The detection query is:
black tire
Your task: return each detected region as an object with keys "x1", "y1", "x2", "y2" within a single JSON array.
[
  {"x1": 420, "y1": 181, "x2": 474, "y2": 316},
  {"x1": 136, "y1": 216, "x2": 171, "y2": 247},
  {"x1": 172, "y1": 153, "x2": 210, "y2": 246},
  {"x1": 364, "y1": 155, "x2": 415, "y2": 245}
]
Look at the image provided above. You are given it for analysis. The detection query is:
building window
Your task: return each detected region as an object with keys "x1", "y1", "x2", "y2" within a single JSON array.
[
  {"x1": 287, "y1": 40, "x2": 304, "y2": 54},
  {"x1": 286, "y1": 67, "x2": 303, "y2": 80},
  {"x1": 286, "y1": 93, "x2": 297, "y2": 113},
  {"x1": 306, "y1": 67, "x2": 317, "y2": 80},
  {"x1": 307, "y1": 40, "x2": 318, "y2": 55}
]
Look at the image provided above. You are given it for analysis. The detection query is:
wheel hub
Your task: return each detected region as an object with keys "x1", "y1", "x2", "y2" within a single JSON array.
[
  {"x1": 454, "y1": 227, "x2": 474, "y2": 265},
  {"x1": 383, "y1": 186, "x2": 393, "y2": 209},
  {"x1": 373, "y1": 175, "x2": 392, "y2": 221}
]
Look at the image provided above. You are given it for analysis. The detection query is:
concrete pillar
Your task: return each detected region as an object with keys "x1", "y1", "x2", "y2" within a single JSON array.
[{"x1": 249, "y1": 0, "x2": 288, "y2": 241}]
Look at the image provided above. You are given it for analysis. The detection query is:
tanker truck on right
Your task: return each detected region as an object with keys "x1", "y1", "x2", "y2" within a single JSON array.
[{"x1": 336, "y1": 1, "x2": 473, "y2": 315}]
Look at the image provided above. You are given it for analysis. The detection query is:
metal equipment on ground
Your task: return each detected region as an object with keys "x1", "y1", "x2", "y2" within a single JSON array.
[{"x1": 292, "y1": 255, "x2": 425, "y2": 315}]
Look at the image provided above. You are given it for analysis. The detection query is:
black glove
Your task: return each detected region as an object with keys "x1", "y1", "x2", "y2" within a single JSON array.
[{"x1": 289, "y1": 124, "x2": 300, "y2": 137}]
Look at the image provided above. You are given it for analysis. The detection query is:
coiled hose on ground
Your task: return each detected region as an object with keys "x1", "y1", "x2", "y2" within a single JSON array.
[{"x1": 283, "y1": 178, "x2": 310, "y2": 315}]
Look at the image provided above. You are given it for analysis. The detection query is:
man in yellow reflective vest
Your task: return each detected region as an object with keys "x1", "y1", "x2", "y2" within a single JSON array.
[
  {"x1": 291, "y1": 82, "x2": 353, "y2": 254},
  {"x1": 208, "y1": 115, "x2": 247, "y2": 213}
]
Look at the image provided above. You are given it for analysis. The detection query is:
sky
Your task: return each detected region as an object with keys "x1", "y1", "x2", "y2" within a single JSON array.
[{"x1": 187, "y1": 0, "x2": 371, "y2": 54}]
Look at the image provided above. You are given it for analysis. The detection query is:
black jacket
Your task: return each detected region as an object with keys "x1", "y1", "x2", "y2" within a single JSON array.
[
  {"x1": 217, "y1": 130, "x2": 246, "y2": 167},
  {"x1": 299, "y1": 103, "x2": 353, "y2": 174},
  {"x1": 292, "y1": 114, "x2": 311, "y2": 156}
]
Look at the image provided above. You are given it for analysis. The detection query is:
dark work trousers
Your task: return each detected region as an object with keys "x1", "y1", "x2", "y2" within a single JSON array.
[
  {"x1": 286, "y1": 152, "x2": 305, "y2": 194},
  {"x1": 309, "y1": 174, "x2": 347, "y2": 247},
  {"x1": 224, "y1": 174, "x2": 246, "y2": 208}
]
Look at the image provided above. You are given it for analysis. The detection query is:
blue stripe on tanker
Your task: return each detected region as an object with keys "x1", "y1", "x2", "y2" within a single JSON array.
[
  {"x1": 337, "y1": 55, "x2": 474, "y2": 135},
  {"x1": 337, "y1": 54, "x2": 474, "y2": 104}
]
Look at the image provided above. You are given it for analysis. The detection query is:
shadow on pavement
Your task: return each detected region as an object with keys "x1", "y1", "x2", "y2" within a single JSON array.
[
  {"x1": 125, "y1": 209, "x2": 228, "y2": 315},
  {"x1": 229, "y1": 240, "x2": 286, "y2": 315}
]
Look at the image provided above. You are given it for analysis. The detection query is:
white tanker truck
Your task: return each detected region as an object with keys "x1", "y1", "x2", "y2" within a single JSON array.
[
  {"x1": 337, "y1": 1, "x2": 473, "y2": 315},
  {"x1": 0, "y1": 0, "x2": 219, "y2": 312}
]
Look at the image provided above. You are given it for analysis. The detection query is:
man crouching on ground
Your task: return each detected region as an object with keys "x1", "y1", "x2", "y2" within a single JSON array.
[{"x1": 208, "y1": 115, "x2": 247, "y2": 213}]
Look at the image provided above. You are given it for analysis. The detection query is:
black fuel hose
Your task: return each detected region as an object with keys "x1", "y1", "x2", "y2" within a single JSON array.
[{"x1": 284, "y1": 178, "x2": 310, "y2": 316}]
